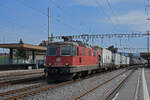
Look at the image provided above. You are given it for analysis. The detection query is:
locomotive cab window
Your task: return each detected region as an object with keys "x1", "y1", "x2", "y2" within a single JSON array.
[
  {"x1": 47, "y1": 45, "x2": 57, "y2": 56},
  {"x1": 72, "y1": 46, "x2": 76, "y2": 56},
  {"x1": 61, "y1": 46, "x2": 71, "y2": 56}
]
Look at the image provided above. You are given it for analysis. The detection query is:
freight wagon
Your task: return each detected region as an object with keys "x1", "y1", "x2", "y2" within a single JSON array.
[
  {"x1": 112, "y1": 53, "x2": 121, "y2": 69},
  {"x1": 126, "y1": 57, "x2": 130, "y2": 66},
  {"x1": 99, "y1": 48, "x2": 112, "y2": 70},
  {"x1": 120, "y1": 55, "x2": 126, "y2": 67}
]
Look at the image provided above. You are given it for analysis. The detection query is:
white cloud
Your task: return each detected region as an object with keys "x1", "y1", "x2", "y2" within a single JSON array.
[
  {"x1": 74, "y1": 0, "x2": 132, "y2": 6},
  {"x1": 75, "y1": 0, "x2": 100, "y2": 6},
  {"x1": 102, "y1": 11, "x2": 148, "y2": 31}
]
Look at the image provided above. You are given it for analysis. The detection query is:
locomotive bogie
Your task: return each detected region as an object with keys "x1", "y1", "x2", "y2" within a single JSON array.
[{"x1": 45, "y1": 65, "x2": 100, "y2": 81}]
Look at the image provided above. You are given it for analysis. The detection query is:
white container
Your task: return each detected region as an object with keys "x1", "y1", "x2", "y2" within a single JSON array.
[
  {"x1": 121, "y1": 55, "x2": 126, "y2": 65},
  {"x1": 126, "y1": 57, "x2": 130, "y2": 65},
  {"x1": 100, "y1": 48, "x2": 112, "y2": 67},
  {"x1": 113, "y1": 53, "x2": 121, "y2": 66}
]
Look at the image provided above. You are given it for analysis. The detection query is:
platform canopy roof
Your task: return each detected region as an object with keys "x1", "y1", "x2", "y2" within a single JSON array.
[{"x1": 0, "y1": 43, "x2": 46, "y2": 51}]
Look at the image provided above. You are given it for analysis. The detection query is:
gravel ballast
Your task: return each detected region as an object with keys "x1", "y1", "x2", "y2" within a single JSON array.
[{"x1": 23, "y1": 69, "x2": 128, "y2": 100}]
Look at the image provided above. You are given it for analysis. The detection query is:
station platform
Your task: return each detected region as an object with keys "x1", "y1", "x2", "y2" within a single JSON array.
[
  {"x1": 0, "y1": 68, "x2": 44, "y2": 78},
  {"x1": 0, "y1": 64, "x2": 36, "y2": 71},
  {"x1": 112, "y1": 67, "x2": 150, "y2": 100}
]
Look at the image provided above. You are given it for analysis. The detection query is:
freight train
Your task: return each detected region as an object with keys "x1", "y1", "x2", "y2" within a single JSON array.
[{"x1": 44, "y1": 37, "x2": 146, "y2": 82}]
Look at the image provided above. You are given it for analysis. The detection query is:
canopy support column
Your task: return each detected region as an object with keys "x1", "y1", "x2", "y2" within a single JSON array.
[
  {"x1": 32, "y1": 50, "x2": 35, "y2": 64},
  {"x1": 9, "y1": 48, "x2": 13, "y2": 64}
]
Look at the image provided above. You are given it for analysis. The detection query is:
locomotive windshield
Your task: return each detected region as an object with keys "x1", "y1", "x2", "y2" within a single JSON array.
[
  {"x1": 61, "y1": 46, "x2": 71, "y2": 56},
  {"x1": 47, "y1": 45, "x2": 57, "y2": 56}
]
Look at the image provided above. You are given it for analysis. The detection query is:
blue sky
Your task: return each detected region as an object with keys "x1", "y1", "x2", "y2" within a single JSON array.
[{"x1": 0, "y1": 0, "x2": 149, "y2": 53}]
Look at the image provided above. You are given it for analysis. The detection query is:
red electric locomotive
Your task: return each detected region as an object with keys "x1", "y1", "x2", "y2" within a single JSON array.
[{"x1": 44, "y1": 37, "x2": 100, "y2": 82}]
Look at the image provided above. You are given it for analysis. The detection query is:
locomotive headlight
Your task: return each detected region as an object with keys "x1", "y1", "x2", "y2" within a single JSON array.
[
  {"x1": 48, "y1": 63, "x2": 51, "y2": 66},
  {"x1": 65, "y1": 63, "x2": 69, "y2": 66},
  {"x1": 44, "y1": 64, "x2": 49, "y2": 67}
]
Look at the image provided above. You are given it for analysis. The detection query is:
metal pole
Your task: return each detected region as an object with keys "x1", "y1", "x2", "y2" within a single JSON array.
[
  {"x1": 48, "y1": 8, "x2": 50, "y2": 43},
  {"x1": 148, "y1": 31, "x2": 150, "y2": 66}
]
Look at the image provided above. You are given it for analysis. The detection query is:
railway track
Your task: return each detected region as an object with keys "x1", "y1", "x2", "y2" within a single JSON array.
[
  {"x1": 0, "y1": 69, "x2": 45, "y2": 88},
  {"x1": 70, "y1": 68, "x2": 135, "y2": 100},
  {"x1": 0, "y1": 72, "x2": 45, "y2": 82},
  {"x1": 0, "y1": 74, "x2": 45, "y2": 88},
  {"x1": 0, "y1": 69, "x2": 44, "y2": 78},
  {"x1": 0, "y1": 78, "x2": 80, "y2": 100},
  {"x1": 101, "y1": 69, "x2": 135, "y2": 100},
  {"x1": 0, "y1": 68, "x2": 129, "y2": 100}
]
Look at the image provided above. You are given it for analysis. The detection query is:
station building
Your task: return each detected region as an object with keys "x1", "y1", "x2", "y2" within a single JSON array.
[{"x1": 0, "y1": 43, "x2": 46, "y2": 70}]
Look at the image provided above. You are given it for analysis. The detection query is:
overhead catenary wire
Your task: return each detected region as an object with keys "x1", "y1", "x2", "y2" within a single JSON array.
[
  {"x1": 95, "y1": 0, "x2": 134, "y2": 50},
  {"x1": 95, "y1": 0, "x2": 118, "y2": 31},
  {"x1": 16, "y1": 0, "x2": 48, "y2": 16},
  {"x1": 54, "y1": 32, "x2": 147, "y2": 39},
  {"x1": 0, "y1": 0, "x2": 147, "y2": 53},
  {"x1": 105, "y1": 0, "x2": 148, "y2": 51},
  {"x1": 118, "y1": 48, "x2": 147, "y2": 50},
  {"x1": 144, "y1": 0, "x2": 150, "y2": 64},
  {"x1": 48, "y1": 0, "x2": 63, "y2": 10},
  {"x1": 48, "y1": 0, "x2": 89, "y2": 33},
  {"x1": 100, "y1": 0, "x2": 124, "y2": 49},
  {"x1": 48, "y1": 0, "x2": 87, "y2": 33},
  {"x1": 104, "y1": 0, "x2": 121, "y2": 26},
  {"x1": 55, "y1": 19, "x2": 83, "y2": 33},
  {"x1": 118, "y1": 48, "x2": 147, "y2": 53},
  {"x1": 15, "y1": 0, "x2": 83, "y2": 33}
]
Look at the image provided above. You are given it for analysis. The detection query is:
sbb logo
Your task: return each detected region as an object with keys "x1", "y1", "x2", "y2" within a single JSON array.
[{"x1": 56, "y1": 57, "x2": 61, "y2": 62}]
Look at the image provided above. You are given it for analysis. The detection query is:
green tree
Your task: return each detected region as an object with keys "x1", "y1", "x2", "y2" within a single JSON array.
[
  {"x1": 15, "y1": 39, "x2": 27, "y2": 59},
  {"x1": 128, "y1": 53, "x2": 135, "y2": 58},
  {"x1": 93, "y1": 45, "x2": 101, "y2": 49}
]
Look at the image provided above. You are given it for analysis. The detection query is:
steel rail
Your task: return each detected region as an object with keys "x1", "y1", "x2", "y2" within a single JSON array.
[
  {"x1": 101, "y1": 68, "x2": 135, "y2": 100},
  {"x1": 0, "y1": 75, "x2": 45, "y2": 88},
  {"x1": 1, "y1": 69, "x2": 123, "y2": 100},
  {"x1": 3, "y1": 79, "x2": 82, "y2": 100},
  {"x1": 0, "y1": 73, "x2": 44, "y2": 82},
  {"x1": 70, "y1": 69, "x2": 132, "y2": 100},
  {"x1": 0, "y1": 70, "x2": 44, "y2": 78},
  {"x1": 0, "y1": 82, "x2": 47, "y2": 96}
]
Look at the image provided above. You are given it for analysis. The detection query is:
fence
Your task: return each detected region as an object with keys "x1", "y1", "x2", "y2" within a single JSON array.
[{"x1": 0, "y1": 58, "x2": 35, "y2": 65}]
